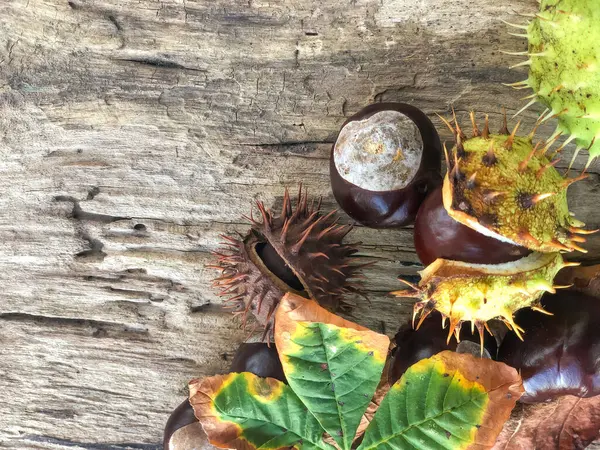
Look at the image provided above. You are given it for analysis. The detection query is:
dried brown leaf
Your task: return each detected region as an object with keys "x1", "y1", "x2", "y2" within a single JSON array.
[{"x1": 493, "y1": 395, "x2": 600, "y2": 450}]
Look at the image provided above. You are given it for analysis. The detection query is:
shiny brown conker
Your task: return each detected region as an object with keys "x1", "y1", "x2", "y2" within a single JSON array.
[
  {"x1": 330, "y1": 103, "x2": 442, "y2": 228},
  {"x1": 390, "y1": 311, "x2": 497, "y2": 383},
  {"x1": 414, "y1": 186, "x2": 531, "y2": 265},
  {"x1": 229, "y1": 342, "x2": 285, "y2": 381},
  {"x1": 163, "y1": 343, "x2": 285, "y2": 449},
  {"x1": 498, "y1": 291, "x2": 600, "y2": 403}
]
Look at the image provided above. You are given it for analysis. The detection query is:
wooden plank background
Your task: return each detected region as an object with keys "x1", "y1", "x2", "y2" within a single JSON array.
[{"x1": 1, "y1": 0, "x2": 598, "y2": 448}]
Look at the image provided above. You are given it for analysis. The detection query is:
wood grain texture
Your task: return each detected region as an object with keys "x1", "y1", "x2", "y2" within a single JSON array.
[{"x1": 1, "y1": 0, "x2": 599, "y2": 448}]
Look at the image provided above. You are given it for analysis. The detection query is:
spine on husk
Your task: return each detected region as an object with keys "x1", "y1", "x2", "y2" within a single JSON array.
[
  {"x1": 440, "y1": 110, "x2": 591, "y2": 253},
  {"x1": 210, "y1": 186, "x2": 370, "y2": 340},
  {"x1": 504, "y1": 0, "x2": 600, "y2": 166},
  {"x1": 395, "y1": 111, "x2": 595, "y2": 349}
]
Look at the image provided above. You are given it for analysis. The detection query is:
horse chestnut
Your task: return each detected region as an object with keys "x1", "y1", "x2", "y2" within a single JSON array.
[
  {"x1": 498, "y1": 291, "x2": 600, "y2": 403},
  {"x1": 330, "y1": 103, "x2": 442, "y2": 228},
  {"x1": 414, "y1": 186, "x2": 531, "y2": 265},
  {"x1": 229, "y1": 342, "x2": 286, "y2": 381},
  {"x1": 163, "y1": 343, "x2": 285, "y2": 449},
  {"x1": 390, "y1": 311, "x2": 497, "y2": 383}
]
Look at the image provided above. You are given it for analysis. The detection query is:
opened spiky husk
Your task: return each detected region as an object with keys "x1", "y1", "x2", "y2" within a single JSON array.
[
  {"x1": 210, "y1": 186, "x2": 368, "y2": 340},
  {"x1": 505, "y1": 0, "x2": 600, "y2": 165},
  {"x1": 440, "y1": 111, "x2": 593, "y2": 253},
  {"x1": 393, "y1": 252, "x2": 574, "y2": 350}
]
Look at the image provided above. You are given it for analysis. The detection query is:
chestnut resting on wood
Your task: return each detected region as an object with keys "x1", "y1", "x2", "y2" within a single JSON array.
[
  {"x1": 163, "y1": 343, "x2": 284, "y2": 449},
  {"x1": 330, "y1": 102, "x2": 442, "y2": 228},
  {"x1": 498, "y1": 290, "x2": 600, "y2": 403}
]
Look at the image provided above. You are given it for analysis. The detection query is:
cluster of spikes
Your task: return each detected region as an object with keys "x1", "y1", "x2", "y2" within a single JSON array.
[
  {"x1": 209, "y1": 186, "x2": 370, "y2": 341},
  {"x1": 502, "y1": 0, "x2": 600, "y2": 166},
  {"x1": 394, "y1": 254, "x2": 580, "y2": 355},
  {"x1": 394, "y1": 110, "x2": 597, "y2": 354},
  {"x1": 438, "y1": 109, "x2": 595, "y2": 253}
]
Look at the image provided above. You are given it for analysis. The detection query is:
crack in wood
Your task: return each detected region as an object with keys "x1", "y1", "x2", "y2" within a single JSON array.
[{"x1": 0, "y1": 313, "x2": 149, "y2": 337}]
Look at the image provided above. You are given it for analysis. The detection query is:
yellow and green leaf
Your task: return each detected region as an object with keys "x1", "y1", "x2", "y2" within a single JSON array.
[
  {"x1": 189, "y1": 372, "x2": 335, "y2": 450},
  {"x1": 275, "y1": 293, "x2": 391, "y2": 450},
  {"x1": 357, "y1": 351, "x2": 523, "y2": 450}
]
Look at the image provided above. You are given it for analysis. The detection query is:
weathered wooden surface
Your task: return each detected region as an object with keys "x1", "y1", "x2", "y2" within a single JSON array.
[{"x1": 1, "y1": 0, "x2": 599, "y2": 448}]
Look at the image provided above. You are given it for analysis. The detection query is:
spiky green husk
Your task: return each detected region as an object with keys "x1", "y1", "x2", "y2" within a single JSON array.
[
  {"x1": 509, "y1": 0, "x2": 600, "y2": 164},
  {"x1": 392, "y1": 252, "x2": 572, "y2": 348},
  {"x1": 440, "y1": 112, "x2": 591, "y2": 253}
]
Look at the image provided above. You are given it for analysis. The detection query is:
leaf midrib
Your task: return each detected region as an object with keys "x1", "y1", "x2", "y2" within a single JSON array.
[
  {"x1": 358, "y1": 396, "x2": 481, "y2": 450},
  {"x1": 212, "y1": 387, "x2": 331, "y2": 450},
  {"x1": 318, "y1": 322, "x2": 350, "y2": 450}
]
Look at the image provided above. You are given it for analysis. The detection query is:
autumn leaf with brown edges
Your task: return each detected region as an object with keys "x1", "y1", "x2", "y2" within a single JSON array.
[{"x1": 188, "y1": 293, "x2": 523, "y2": 450}]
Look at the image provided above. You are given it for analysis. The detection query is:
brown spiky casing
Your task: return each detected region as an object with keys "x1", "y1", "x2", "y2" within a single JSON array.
[
  {"x1": 210, "y1": 187, "x2": 367, "y2": 339},
  {"x1": 440, "y1": 111, "x2": 595, "y2": 253}
]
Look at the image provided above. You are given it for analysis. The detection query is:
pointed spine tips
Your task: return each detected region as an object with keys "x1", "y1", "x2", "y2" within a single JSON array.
[
  {"x1": 517, "y1": 192, "x2": 555, "y2": 209},
  {"x1": 443, "y1": 142, "x2": 451, "y2": 168},
  {"x1": 499, "y1": 108, "x2": 509, "y2": 135},
  {"x1": 531, "y1": 305, "x2": 554, "y2": 316},
  {"x1": 455, "y1": 133, "x2": 465, "y2": 158},
  {"x1": 482, "y1": 115, "x2": 490, "y2": 139},
  {"x1": 485, "y1": 190, "x2": 506, "y2": 203},
  {"x1": 501, "y1": 19, "x2": 530, "y2": 30},
  {"x1": 563, "y1": 173, "x2": 589, "y2": 188},
  {"x1": 510, "y1": 59, "x2": 533, "y2": 69},
  {"x1": 446, "y1": 318, "x2": 461, "y2": 345},
  {"x1": 536, "y1": 159, "x2": 560, "y2": 179},
  {"x1": 514, "y1": 99, "x2": 538, "y2": 118},
  {"x1": 452, "y1": 108, "x2": 466, "y2": 141},
  {"x1": 504, "y1": 120, "x2": 521, "y2": 149},
  {"x1": 519, "y1": 142, "x2": 542, "y2": 172},
  {"x1": 416, "y1": 304, "x2": 434, "y2": 330},
  {"x1": 466, "y1": 172, "x2": 477, "y2": 190},
  {"x1": 482, "y1": 142, "x2": 497, "y2": 167},
  {"x1": 532, "y1": 192, "x2": 556, "y2": 203},
  {"x1": 569, "y1": 226, "x2": 598, "y2": 235},
  {"x1": 469, "y1": 111, "x2": 480, "y2": 137},
  {"x1": 503, "y1": 315, "x2": 525, "y2": 341},
  {"x1": 475, "y1": 321, "x2": 486, "y2": 357},
  {"x1": 517, "y1": 229, "x2": 541, "y2": 246},
  {"x1": 412, "y1": 302, "x2": 424, "y2": 328},
  {"x1": 438, "y1": 114, "x2": 456, "y2": 136},
  {"x1": 566, "y1": 242, "x2": 588, "y2": 253}
]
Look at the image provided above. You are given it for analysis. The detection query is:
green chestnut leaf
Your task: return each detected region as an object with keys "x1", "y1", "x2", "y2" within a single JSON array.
[{"x1": 189, "y1": 294, "x2": 523, "y2": 450}]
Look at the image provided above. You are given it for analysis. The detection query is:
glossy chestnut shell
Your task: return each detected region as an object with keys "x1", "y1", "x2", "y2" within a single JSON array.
[
  {"x1": 330, "y1": 103, "x2": 442, "y2": 228},
  {"x1": 414, "y1": 186, "x2": 531, "y2": 266},
  {"x1": 163, "y1": 343, "x2": 285, "y2": 449},
  {"x1": 498, "y1": 291, "x2": 600, "y2": 403},
  {"x1": 390, "y1": 311, "x2": 497, "y2": 383},
  {"x1": 229, "y1": 342, "x2": 286, "y2": 381}
]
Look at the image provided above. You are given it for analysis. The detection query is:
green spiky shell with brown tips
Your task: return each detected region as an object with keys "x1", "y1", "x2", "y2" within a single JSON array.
[
  {"x1": 210, "y1": 187, "x2": 368, "y2": 340},
  {"x1": 393, "y1": 252, "x2": 575, "y2": 350},
  {"x1": 505, "y1": 0, "x2": 600, "y2": 165},
  {"x1": 440, "y1": 112, "x2": 593, "y2": 253},
  {"x1": 393, "y1": 111, "x2": 595, "y2": 348}
]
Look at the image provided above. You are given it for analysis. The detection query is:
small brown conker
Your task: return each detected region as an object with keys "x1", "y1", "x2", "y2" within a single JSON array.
[
  {"x1": 498, "y1": 291, "x2": 600, "y2": 403},
  {"x1": 330, "y1": 103, "x2": 442, "y2": 227}
]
